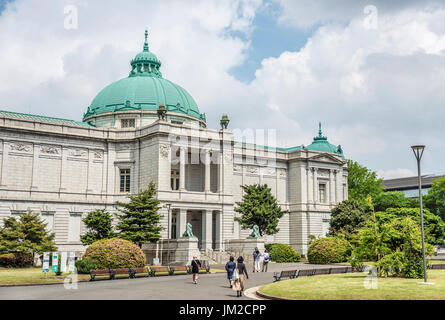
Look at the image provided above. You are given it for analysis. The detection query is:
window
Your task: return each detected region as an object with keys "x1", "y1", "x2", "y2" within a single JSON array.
[
  {"x1": 41, "y1": 212, "x2": 55, "y2": 232},
  {"x1": 120, "y1": 169, "x2": 131, "y2": 192},
  {"x1": 319, "y1": 184, "x2": 327, "y2": 203},
  {"x1": 171, "y1": 216, "x2": 177, "y2": 239},
  {"x1": 171, "y1": 169, "x2": 180, "y2": 190},
  {"x1": 121, "y1": 118, "x2": 135, "y2": 128},
  {"x1": 68, "y1": 213, "x2": 82, "y2": 242}
]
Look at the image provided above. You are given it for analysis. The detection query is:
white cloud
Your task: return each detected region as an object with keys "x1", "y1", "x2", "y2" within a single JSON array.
[{"x1": 377, "y1": 168, "x2": 416, "y2": 179}]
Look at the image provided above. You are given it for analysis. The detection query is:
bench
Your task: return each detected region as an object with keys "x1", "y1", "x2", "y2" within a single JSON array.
[
  {"x1": 430, "y1": 264, "x2": 445, "y2": 270},
  {"x1": 313, "y1": 268, "x2": 331, "y2": 276},
  {"x1": 198, "y1": 264, "x2": 210, "y2": 273},
  {"x1": 110, "y1": 268, "x2": 131, "y2": 279},
  {"x1": 330, "y1": 267, "x2": 348, "y2": 274},
  {"x1": 273, "y1": 270, "x2": 298, "y2": 282},
  {"x1": 296, "y1": 269, "x2": 315, "y2": 278},
  {"x1": 170, "y1": 265, "x2": 190, "y2": 275},
  {"x1": 90, "y1": 269, "x2": 112, "y2": 281},
  {"x1": 129, "y1": 267, "x2": 150, "y2": 278},
  {"x1": 149, "y1": 266, "x2": 170, "y2": 277}
]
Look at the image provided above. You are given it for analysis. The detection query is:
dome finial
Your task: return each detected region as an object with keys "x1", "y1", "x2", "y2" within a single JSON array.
[
  {"x1": 143, "y1": 29, "x2": 149, "y2": 52},
  {"x1": 318, "y1": 121, "x2": 322, "y2": 137}
]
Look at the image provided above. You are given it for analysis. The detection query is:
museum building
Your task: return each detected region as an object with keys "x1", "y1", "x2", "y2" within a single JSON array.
[{"x1": 0, "y1": 31, "x2": 348, "y2": 257}]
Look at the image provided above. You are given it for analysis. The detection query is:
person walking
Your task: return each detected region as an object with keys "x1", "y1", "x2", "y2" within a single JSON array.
[
  {"x1": 253, "y1": 248, "x2": 261, "y2": 272},
  {"x1": 262, "y1": 249, "x2": 270, "y2": 272},
  {"x1": 225, "y1": 256, "x2": 236, "y2": 288},
  {"x1": 190, "y1": 256, "x2": 201, "y2": 284},
  {"x1": 232, "y1": 256, "x2": 249, "y2": 297}
]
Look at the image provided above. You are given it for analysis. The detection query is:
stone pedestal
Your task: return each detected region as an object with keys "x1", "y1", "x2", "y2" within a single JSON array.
[
  {"x1": 226, "y1": 238, "x2": 265, "y2": 255},
  {"x1": 142, "y1": 237, "x2": 200, "y2": 265}
]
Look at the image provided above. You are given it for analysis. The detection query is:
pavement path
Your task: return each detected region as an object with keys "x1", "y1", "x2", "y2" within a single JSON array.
[{"x1": 0, "y1": 262, "x2": 347, "y2": 300}]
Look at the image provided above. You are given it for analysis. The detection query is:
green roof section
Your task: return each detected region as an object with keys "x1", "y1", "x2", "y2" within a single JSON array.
[
  {"x1": 0, "y1": 110, "x2": 94, "y2": 127},
  {"x1": 237, "y1": 123, "x2": 344, "y2": 157},
  {"x1": 306, "y1": 122, "x2": 344, "y2": 158},
  {"x1": 83, "y1": 30, "x2": 205, "y2": 123}
]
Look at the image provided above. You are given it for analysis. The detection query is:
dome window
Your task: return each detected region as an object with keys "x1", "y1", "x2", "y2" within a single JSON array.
[{"x1": 121, "y1": 118, "x2": 136, "y2": 128}]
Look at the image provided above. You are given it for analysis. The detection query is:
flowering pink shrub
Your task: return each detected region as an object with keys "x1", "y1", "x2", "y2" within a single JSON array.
[{"x1": 83, "y1": 238, "x2": 145, "y2": 269}]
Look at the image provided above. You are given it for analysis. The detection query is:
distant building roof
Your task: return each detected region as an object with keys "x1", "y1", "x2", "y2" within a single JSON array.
[{"x1": 383, "y1": 174, "x2": 443, "y2": 191}]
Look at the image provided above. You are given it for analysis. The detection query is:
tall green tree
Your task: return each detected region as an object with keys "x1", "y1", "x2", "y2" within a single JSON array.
[
  {"x1": 347, "y1": 160, "x2": 384, "y2": 204},
  {"x1": 0, "y1": 210, "x2": 57, "y2": 258},
  {"x1": 115, "y1": 182, "x2": 164, "y2": 248},
  {"x1": 328, "y1": 199, "x2": 369, "y2": 241},
  {"x1": 80, "y1": 209, "x2": 115, "y2": 245},
  {"x1": 234, "y1": 184, "x2": 287, "y2": 236},
  {"x1": 373, "y1": 191, "x2": 418, "y2": 212},
  {"x1": 424, "y1": 175, "x2": 445, "y2": 222}
]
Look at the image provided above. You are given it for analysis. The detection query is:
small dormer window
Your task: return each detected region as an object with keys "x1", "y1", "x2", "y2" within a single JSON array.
[{"x1": 121, "y1": 119, "x2": 136, "y2": 128}]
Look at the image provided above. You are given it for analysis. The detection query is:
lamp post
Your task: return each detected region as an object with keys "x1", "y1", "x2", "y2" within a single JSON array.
[{"x1": 411, "y1": 145, "x2": 430, "y2": 285}]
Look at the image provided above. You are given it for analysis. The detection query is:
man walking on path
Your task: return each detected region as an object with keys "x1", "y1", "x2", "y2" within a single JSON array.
[
  {"x1": 262, "y1": 249, "x2": 269, "y2": 272},
  {"x1": 253, "y1": 248, "x2": 261, "y2": 272}
]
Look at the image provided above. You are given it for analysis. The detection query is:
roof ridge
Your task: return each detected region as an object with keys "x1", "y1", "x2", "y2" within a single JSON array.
[{"x1": 0, "y1": 110, "x2": 93, "y2": 127}]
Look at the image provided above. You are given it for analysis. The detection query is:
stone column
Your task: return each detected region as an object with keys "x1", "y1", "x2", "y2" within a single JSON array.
[
  {"x1": 0, "y1": 141, "x2": 9, "y2": 187},
  {"x1": 201, "y1": 210, "x2": 212, "y2": 251},
  {"x1": 334, "y1": 170, "x2": 340, "y2": 204},
  {"x1": 204, "y1": 150, "x2": 210, "y2": 193},
  {"x1": 329, "y1": 169, "x2": 335, "y2": 205},
  {"x1": 307, "y1": 167, "x2": 313, "y2": 204},
  {"x1": 179, "y1": 146, "x2": 186, "y2": 191},
  {"x1": 215, "y1": 211, "x2": 222, "y2": 250},
  {"x1": 177, "y1": 208, "x2": 187, "y2": 238},
  {"x1": 313, "y1": 167, "x2": 318, "y2": 204},
  {"x1": 30, "y1": 143, "x2": 40, "y2": 190}
]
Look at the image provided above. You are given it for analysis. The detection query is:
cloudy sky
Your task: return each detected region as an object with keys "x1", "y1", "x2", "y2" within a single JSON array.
[{"x1": 1, "y1": 0, "x2": 445, "y2": 179}]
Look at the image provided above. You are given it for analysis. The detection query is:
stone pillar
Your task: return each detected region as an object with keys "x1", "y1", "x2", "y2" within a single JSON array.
[
  {"x1": 334, "y1": 170, "x2": 340, "y2": 204},
  {"x1": 313, "y1": 167, "x2": 318, "y2": 204},
  {"x1": 179, "y1": 146, "x2": 186, "y2": 191},
  {"x1": 176, "y1": 208, "x2": 187, "y2": 239},
  {"x1": 0, "y1": 141, "x2": 9, "y2": 187},
  {"x1": 307, "y1": 167, "x2": 312, "y2": 205},
  {"x1": 201, "y1": 210, "x2": 212, "y2": 251},
  {"x1": 30, "y1": 143, "x2": 40, "y2": 190},
  {"x1": 215, "y1": 211, "x2": 222, "y2": 250},
  {"x1": 329, "y1": 169, "x2": 335, "y2": 205},
  {"x1": 204, "y1": 150, "x2": 210, "y2": 192}
]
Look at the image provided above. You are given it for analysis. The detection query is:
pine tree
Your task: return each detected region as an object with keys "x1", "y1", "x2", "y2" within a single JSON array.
[
  {"x1": 0, "y1": 210, "x2": 57, "y2": 257},
  {"x1": 115, "y1": 182, "x2": 164, "y2": 248},
  {"x1": 80, "y1": 209, "x2": 115, "y2": 245},
  {"x1": 234, "y1": 184, "x2": 288, "y2": 236}
]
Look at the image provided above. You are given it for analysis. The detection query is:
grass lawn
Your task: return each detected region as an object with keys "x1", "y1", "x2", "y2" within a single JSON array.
[
  {"x1": 259, "y1": 270, "x2": 445, "y2": 300},
  {"x1": 0, "y1": 267, "x2": 90, "y2": 285}
]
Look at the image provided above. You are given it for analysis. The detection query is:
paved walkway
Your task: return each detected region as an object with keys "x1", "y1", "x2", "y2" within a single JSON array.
[{"x1": 0, "y1": 262, "x2": 347, "y2": 300}]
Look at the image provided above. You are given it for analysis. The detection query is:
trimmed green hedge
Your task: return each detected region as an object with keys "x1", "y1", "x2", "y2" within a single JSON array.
[
  {"x1": 75, "y1": 258, "x2": 99, "y2": 274},
  {"x1": 83, "y1": 238, "x2": 145, "y2": 269},
  {"x1": 0, "y1": 252, "x2": 34, "y2": 268},
  {"x1": 307, "y1": 237, "x2": 352, "y2": 264},
  {"x1": 265, "y1": 243, "x2": 301, "y2": 263}
]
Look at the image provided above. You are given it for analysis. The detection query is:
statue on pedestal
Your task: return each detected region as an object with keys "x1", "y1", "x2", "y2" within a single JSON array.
[
  {"x1": 181, "y1": 222, "x2": 196, "y2": 238},
  {"x1": 247, "y1": 225, "x2": 261, "y2": 239}
]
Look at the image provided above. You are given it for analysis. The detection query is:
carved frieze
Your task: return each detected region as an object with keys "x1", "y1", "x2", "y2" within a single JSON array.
[
  {"x1": 247, "y1": 166, "x2": 259, "y2": 175},
  {"x1": 68, "y1": 148, "x2": 87, "y2": 158},
  {"x1": 159, "y1": 144, "x2": 170, "y2": 158},
  {"x1": 93, "y1": 151, "x2": 103, "y2": 159},
  {"x1": 40, "y1": 145, "x2": 60, "y2": 155},
  {"x1": 9, "y1": 142, "x2": 32, "y2": 153},
  {"x1": 233, "y1": 164, "x2": 242, "y2": 173}
]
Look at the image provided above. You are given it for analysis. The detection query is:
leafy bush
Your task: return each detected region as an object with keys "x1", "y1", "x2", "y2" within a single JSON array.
[
  {"x1": 75, "y1": 258, "x2": 99, "y2": 274},
  {"x1": 0, "y1": 252, "x2": 34, "y2": 268},
  {"x1": 307, "y1": 237, "x2": 352, "y2": 264},
  {"x1": 83, "y1": 238, "x2": 145, "y2": 269},
  {"x1": 265, "y1": 243, "x2": 301, "y2": 262}
]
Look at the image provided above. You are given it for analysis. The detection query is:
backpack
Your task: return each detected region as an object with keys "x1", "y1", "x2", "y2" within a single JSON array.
[{"x1": 233, "y1": 263, "x2": 239, "y2": 280}]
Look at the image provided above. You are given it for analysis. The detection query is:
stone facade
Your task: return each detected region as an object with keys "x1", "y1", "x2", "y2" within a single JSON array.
[{"x1": 0, "y1": 113, "x2": 348, "y2": 256}]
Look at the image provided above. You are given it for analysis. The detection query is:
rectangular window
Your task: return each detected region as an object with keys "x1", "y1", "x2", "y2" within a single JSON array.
[
  {"x1": 171, "y1": 169, "x2": 180, "y2": 190},
  {"x1": 120, "y1": 169, "x2": 131, "y2": 192},
  {"x1": 41, "y1": 212, "x2": 55, "y2": 233},
  {"x1": 121, "y1": 118, "x2": 135, "y2": 128},
  {"x1": 68, "y1": 213, "x2": 82, "y2": 242},
  {"x1": 319, "y1": 184, "x2": 326, "y2": 203}
]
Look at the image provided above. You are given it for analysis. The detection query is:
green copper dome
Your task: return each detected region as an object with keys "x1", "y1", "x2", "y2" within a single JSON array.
[
  {"x1": 83, "y1": 30, "x2": 205, "y2": 123},
  {"x1": 306, "y1": 122, "x2": 344, "y2": 157}
]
